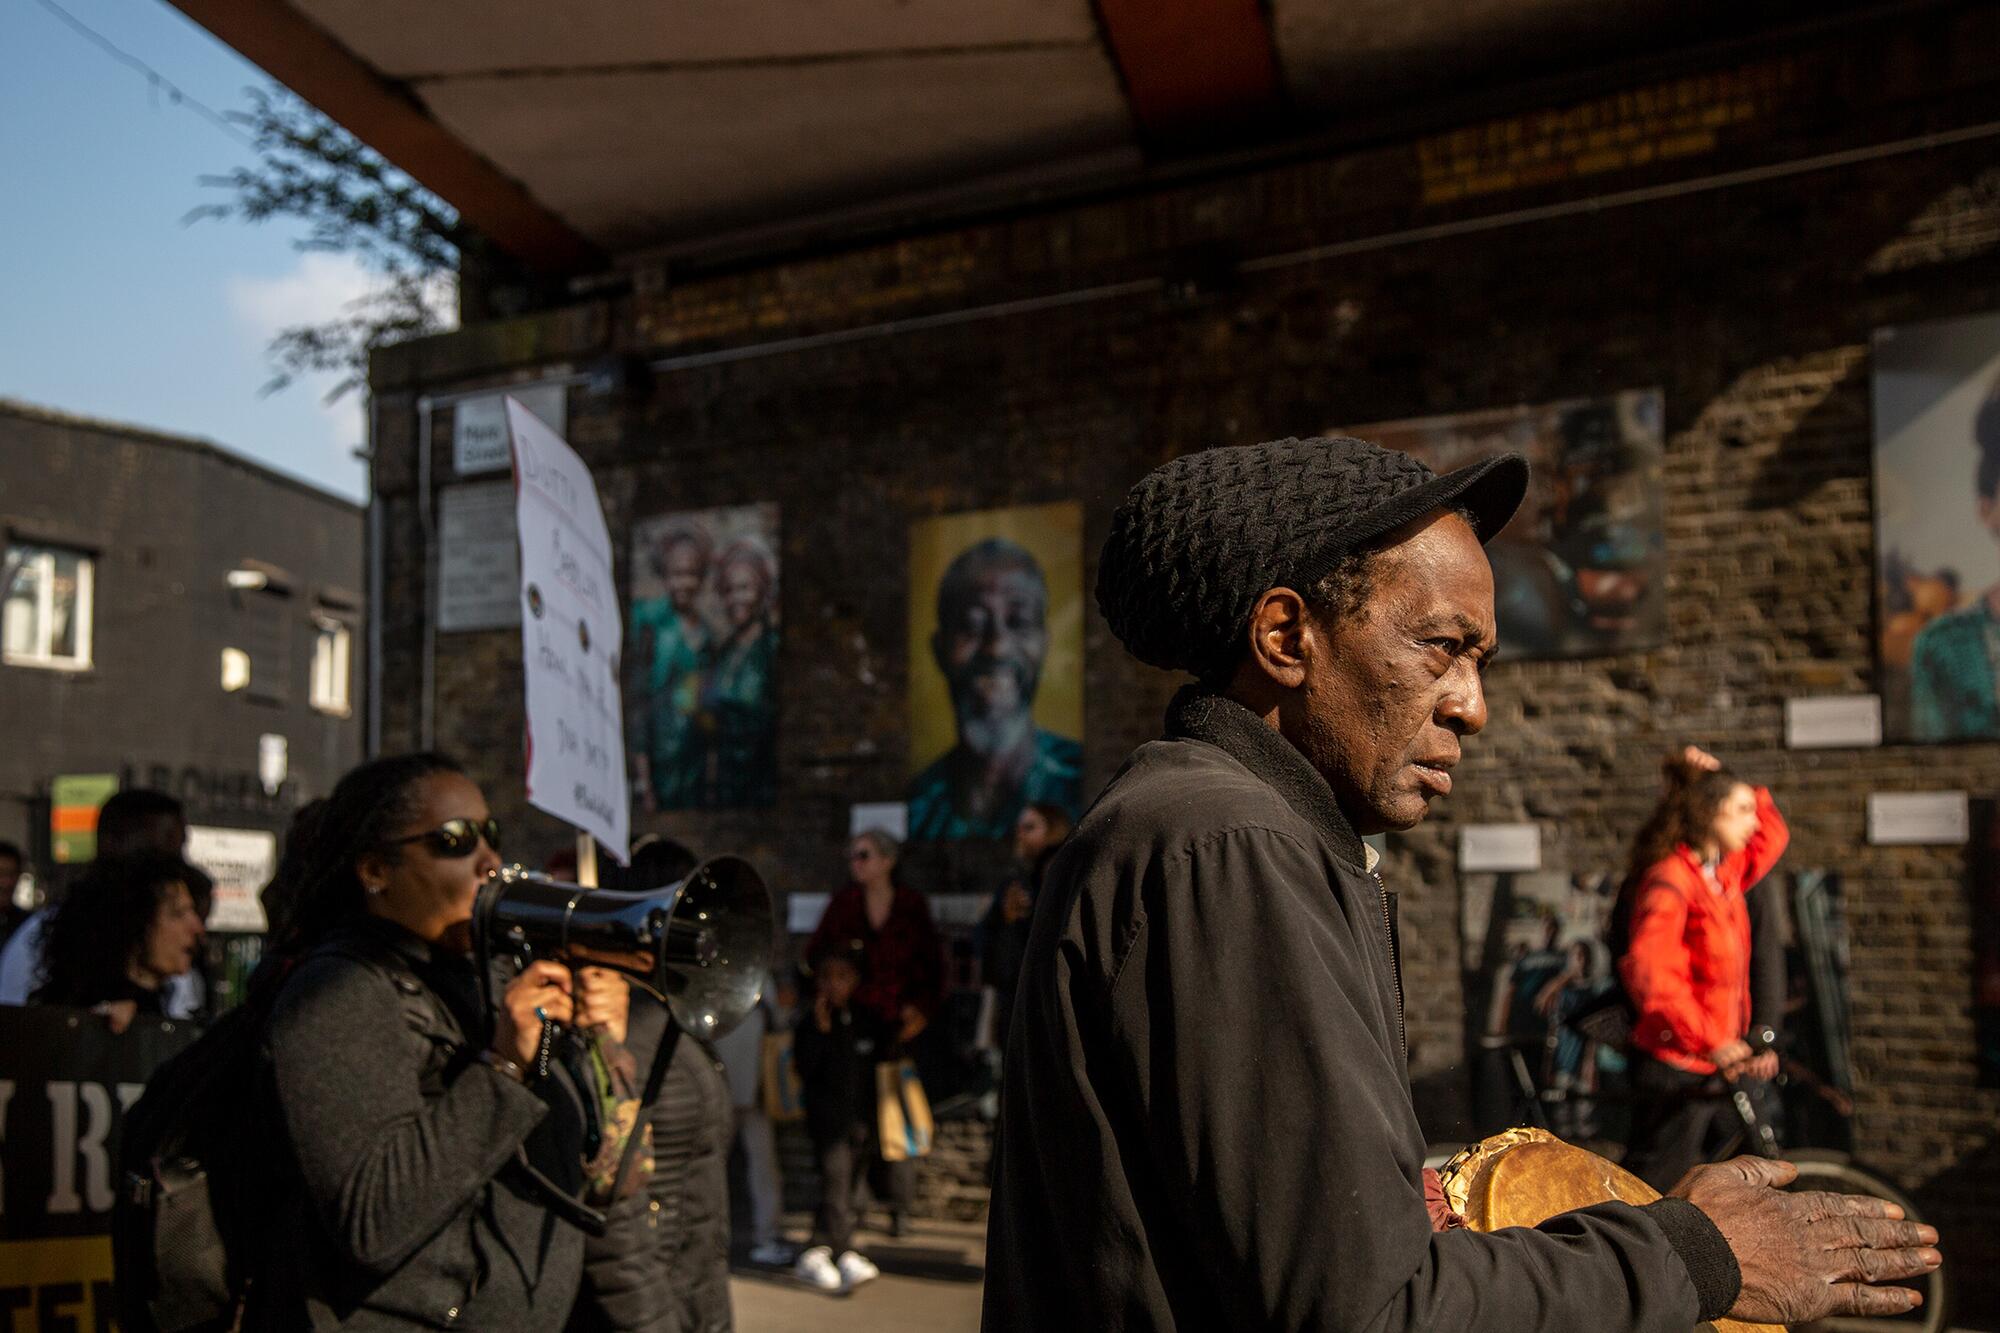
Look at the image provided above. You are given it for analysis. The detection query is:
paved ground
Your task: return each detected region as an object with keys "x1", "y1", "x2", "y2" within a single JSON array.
[{"x1": 728, "y1": 1214, "x2": 986, "y2": 1333}]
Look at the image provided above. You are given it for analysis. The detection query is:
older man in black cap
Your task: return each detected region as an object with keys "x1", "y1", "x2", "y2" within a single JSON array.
[{"x1": 983, "y1": 437, "x2": 1940, "y2": 1331}]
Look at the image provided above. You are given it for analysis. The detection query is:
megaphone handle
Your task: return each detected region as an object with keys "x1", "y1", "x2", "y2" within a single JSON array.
[{"x1": 605, "y1": 1020, "x2": 682, "y2": 1204}]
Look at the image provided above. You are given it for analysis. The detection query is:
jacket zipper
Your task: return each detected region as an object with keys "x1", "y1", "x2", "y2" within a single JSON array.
[{"x1": 1373, "y1": 870, "x2": 1406, "y2": 1059}]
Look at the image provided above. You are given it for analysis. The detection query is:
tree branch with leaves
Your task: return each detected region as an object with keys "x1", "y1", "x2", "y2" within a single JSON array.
[{"x1": 191, "y1": 86, "x2": 465, "y2": 400}]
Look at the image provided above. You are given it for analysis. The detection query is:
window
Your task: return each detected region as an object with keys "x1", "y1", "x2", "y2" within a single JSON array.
[
  {"x1": 310, "y1": 615, "x2": 352, "y2": 716},
  {"x1": 221, "y1": 647, "x2": 251, "y2": 693},
  {"x1": 3, "y1": 543, "x2": 93, "y2": 670}
]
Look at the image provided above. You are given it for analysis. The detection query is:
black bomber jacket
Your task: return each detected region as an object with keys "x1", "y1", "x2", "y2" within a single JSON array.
[{"x1": 982, "y1": 687, "x2": 1738, "y2": 1331}]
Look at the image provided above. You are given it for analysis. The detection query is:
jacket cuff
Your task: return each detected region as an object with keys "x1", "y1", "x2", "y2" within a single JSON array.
[{"x1": 1643, "y1": 1197, "x2": 1741, "y2": 1324}]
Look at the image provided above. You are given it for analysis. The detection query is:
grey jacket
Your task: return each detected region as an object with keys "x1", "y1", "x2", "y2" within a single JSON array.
[
  {"x1": 983, "y1": 687, "x2": 1739, "y2": 1331},
  {"x1": 258, "y1": 919, "x2": 586, "y2": 1331},
  {"x1": 571, "y1": 1003, "x2": 734, "y2": 1333}
]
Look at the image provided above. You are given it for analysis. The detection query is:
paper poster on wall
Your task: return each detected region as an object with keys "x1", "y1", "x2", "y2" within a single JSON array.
[
  {"x1": 906, "y1": 502, "x2": 1083, "y2": 842},
  {"x1": 1784, "y1": 695, "x2": 1883, "y2": 749},
  {"x1": 185, "y1": 826, "x2": 277, "y2": 933},
  {"x1": 850, "y1": 802, "x2": 909, "y2": 841},
  {"x1": 1459, "y1": 823, "x2": 1542, "y2": 871},
  {"x1": 438, "y1": 481, "x2": 522, "y2": 631},
  {"x1": 1866, "y1": 791, "x2": 1969, "y2": 845},
  {"x1": 627, "y1": 503, "x2": 780, "y2": 811},
  {"x1": 1873, "y1": 312, "x2": 2000, "y2": 741},
  {"x1": 1342, "y1": 391, "x2": 1666, "y2": 658}
]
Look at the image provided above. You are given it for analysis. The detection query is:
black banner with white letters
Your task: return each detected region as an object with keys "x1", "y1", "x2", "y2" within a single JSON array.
[{"x1": 0, "y1": 1006, "x2": 195, "y2": 1328}]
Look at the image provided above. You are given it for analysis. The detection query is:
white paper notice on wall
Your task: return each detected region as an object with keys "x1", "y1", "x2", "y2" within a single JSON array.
[
  {"x1": 1785, "y1": 695, "x2": 1883, "y2": 749},
  {"x1": 510, "y1": 397, "x2": 629, "y2": 862},
  {"x1": 186, "y1": 826, "x2": 277, "y2": 933},
  {"x1": 849, "y1": 802, "x2": 909, "y2": 841},
  {"x1": 787, "y1": 892, "x2": 830, "y2": 934},
  {"x1": 1459, "y1": 823, "x2": 1542, "y2": 872},
  {"x1": 1866, "y1": 791, "x2": 1970, "y2": 845},
  {"x1": 438, "y1": 481, "x2": 522, "y2": 631},
  {"x1": 456, "y1": 382, "x2": 567, "y2": 476}
]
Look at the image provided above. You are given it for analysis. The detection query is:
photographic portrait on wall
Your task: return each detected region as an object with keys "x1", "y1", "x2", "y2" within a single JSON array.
[
  {"x1": 1460, "y1": 870, "x2": 1620, "y2": 1139},
  {"x1": 627, "y1": 502, "x2": 780, "y2": 811},
  {"x1": 906, "y1": 501, "x2": 1083, "y2": 843},
  {"x1": 1343, "y1": 390, "x2": 1666, "y2": 658},
  {"x1": 1872, "y1": 311, "x2": 2000, "y2": 742}
]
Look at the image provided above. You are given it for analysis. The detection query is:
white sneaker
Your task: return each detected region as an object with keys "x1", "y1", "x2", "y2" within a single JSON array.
[
  {"x1": 794, "y1": 1245, "x2": 845, "y2": 1292},
  {"x1": 748, "y1": 1241, "x2": 792, "y2": 1266},
  {"x1": 836, "y1": 1249, "x2": 880, "y2": 1287}
]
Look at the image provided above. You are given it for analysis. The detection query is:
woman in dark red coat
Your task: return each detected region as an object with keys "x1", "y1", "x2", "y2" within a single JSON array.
[
  {"x1": 1615, "y1": 745, "x2": 1789, "y2": 1189},
  {"x1": 805, "y1": 828, "x2": 943, "y2": 1233}
]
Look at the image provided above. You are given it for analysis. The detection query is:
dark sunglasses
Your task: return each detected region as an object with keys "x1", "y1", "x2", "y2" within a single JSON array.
[{"x1": 385, "y1": 817, "x2": 502, "y2": 858}]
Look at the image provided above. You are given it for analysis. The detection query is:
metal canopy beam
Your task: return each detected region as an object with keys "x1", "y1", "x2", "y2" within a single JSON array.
[
  {"x1": 165, "y1": 0, "x2": 605, "y2": 275},
  {"x1": 1094, "y1": 0, "x2": 1283, "y2": 149}
]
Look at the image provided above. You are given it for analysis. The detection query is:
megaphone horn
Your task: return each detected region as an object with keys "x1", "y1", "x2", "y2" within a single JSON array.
[{"x1": 474, "y1": 854, "x2": 774, "y2": 1039}]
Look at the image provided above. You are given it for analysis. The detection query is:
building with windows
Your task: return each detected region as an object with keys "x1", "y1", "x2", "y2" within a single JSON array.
[{"x1": 0, "y1": 398, "x2": 364, "y2": 877}]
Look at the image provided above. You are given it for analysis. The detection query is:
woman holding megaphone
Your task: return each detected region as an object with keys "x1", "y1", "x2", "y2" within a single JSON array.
[{"x1": 245, "y1": 752, "x2": 626, "y2": 1331}]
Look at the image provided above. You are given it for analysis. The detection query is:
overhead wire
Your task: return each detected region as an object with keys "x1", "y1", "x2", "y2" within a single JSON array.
[{"x1": 27, "y1": 0, "x2": 256, "y2": 148}]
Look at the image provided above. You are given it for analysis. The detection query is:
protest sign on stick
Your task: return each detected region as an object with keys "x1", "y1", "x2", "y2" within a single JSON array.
[{"x1": 509, "y1": 398, "x2": 629, "y2": 864}]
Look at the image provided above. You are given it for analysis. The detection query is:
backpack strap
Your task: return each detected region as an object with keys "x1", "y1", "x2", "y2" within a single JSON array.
[{"x1": 310, "y1": 935, "x2": 464, "y2": 1064}]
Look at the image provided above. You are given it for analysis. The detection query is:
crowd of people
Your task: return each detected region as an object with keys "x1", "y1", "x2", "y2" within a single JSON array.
[
  {"x1": 0, "y1": 751, "x2": 1076, "y2": 1328},
  {"x1": 0, "y1": 724, "x2": 1918, "y2": 1331},
  {"x1": 0, "y1": 435, "x2": 1944, "y2": 1332}
]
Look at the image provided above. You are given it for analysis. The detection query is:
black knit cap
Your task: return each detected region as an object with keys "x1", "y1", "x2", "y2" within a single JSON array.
[{"x1": 1096, "y1": 436, "x2": 1529, "y2": 677}]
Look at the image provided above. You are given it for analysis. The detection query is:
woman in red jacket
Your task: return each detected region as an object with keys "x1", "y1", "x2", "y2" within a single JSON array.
[{"x1": 1615, "y1": 745, "x2": 1789, "y2": 1190}]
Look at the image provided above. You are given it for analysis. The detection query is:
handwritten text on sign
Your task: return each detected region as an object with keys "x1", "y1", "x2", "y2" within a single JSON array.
[{"x1": 509, "y1": 398, "x2": 630, "y2": 861}]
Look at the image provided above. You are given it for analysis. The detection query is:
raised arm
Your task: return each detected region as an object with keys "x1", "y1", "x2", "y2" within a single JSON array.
[{"x1": 1725, "y1": 787, "x2": 1790, "y2": 890}]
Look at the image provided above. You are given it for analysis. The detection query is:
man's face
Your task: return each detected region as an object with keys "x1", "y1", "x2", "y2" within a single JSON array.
[
  {"x1": 663, "y1": 541, "x2": 705, "y2": 613},
  {"x1": 934, "y1": 559, "x2": 1048, "y2": 727},
  {"x1": 0, "y1": 855, "x2": 18, "y2": 897},
  {"x1": 1293, "y1": 513, "x2": 1496, "y2": 834}
]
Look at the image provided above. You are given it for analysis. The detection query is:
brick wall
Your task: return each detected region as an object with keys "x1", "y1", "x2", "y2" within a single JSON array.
[{"x1": 373, "y1": 6, "x2": 2000, "y2": 1307}]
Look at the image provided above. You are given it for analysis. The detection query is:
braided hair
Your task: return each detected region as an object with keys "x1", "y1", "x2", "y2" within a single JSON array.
[{"x1": 262, "y1": 752, "x2": 467, "y2": 965}]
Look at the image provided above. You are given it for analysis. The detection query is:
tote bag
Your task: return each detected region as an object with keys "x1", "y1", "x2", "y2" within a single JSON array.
[
  {"x1": 876, "y1": 1058, "x2": 934, "y2": 1162},
  {"x1": 760, "y1": 1029, "x2": 806, "y2": 1123}
]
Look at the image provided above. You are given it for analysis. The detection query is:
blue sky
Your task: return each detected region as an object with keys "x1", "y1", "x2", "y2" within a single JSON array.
[{"x1": 0, "y1": 0, "x2": 422, "y2": 503}]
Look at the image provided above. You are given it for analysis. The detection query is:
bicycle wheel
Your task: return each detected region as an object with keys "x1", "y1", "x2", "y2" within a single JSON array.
[{"x1": 1784, "y1": 1150, "x2": 1947, "y2": 1333}]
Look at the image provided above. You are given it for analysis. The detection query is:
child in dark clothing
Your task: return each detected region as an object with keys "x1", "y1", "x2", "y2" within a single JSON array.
[{"x1": 791, "y1": 938, "x2": 885, "y2": 1294}]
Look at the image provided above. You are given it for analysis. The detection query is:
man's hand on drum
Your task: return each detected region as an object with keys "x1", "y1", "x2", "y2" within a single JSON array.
[{"x1": 1671, "y1": 1156, "x2": 1941, "y2": 1323}]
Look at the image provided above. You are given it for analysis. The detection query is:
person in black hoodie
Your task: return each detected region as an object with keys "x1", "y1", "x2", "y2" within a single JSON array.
[
  {"x1": 984, "y1": 436, "x2": 1942, "y2": 1332},
  {"x1": 790, "y1": 937, "x2": 885, "y2": 1295}
]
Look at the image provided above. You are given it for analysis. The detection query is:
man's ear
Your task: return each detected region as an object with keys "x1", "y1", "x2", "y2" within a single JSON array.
[
  {"x1": 931, "y1": 626, "x2": 949, "y2": 672},
  {"x1": 1244, "y1": 588, "x2": 1312, "y2": 690}
]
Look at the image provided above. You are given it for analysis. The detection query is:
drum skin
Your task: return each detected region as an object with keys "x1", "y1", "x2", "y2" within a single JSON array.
[{"x1": 1436, "y1": 1128, "x2": 1783, "y2": 1333}]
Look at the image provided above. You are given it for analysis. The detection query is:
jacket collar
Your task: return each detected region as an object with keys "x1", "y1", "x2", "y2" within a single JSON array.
[{"x1": 1164, "y1": 684, "x2": 1370, "y2": 870}]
